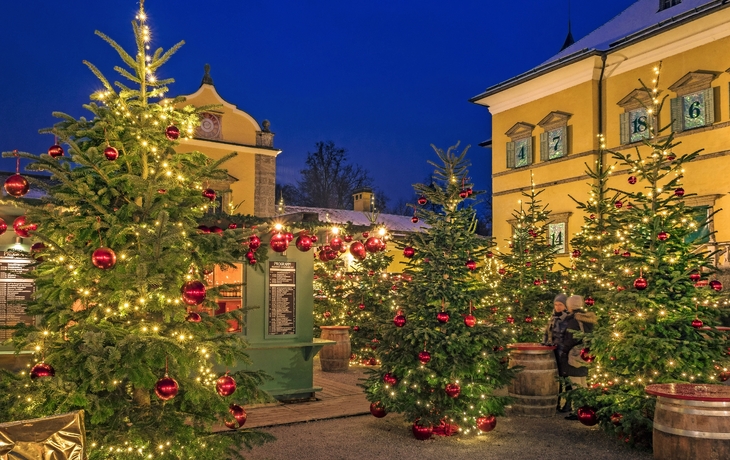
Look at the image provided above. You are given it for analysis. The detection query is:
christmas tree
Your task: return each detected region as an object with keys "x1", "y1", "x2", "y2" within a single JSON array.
[
  {"x1": 363, "y1": 143, "x2": 513, "y2": 439},
  {"x1": 570, "y1": 66, "x2": 728, "y2": 447},
  {"x1": 0, "y1": 3, "x2": 272, "y2": 458},
  {"x1": 493, "y1": 184, "x2": 559, "y2": 343}
]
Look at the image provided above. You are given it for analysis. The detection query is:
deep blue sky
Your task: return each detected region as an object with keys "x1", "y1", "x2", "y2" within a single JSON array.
[{"x1": 0, "y1": 0, "x2": 637, "y2": 209}]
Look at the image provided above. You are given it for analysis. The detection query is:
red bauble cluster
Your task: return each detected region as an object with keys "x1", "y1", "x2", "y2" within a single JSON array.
[
  {"x1": 370, "y1": 402, "x2": 387, "y2": 418},
  {"x1": 463, "y1": 314, "x2": 476, "y2": 327},
  {"x1": 4, "y1": 174, "x2": 29, "y2": 198},
  {"x1": 295, "y1": 235, "x2": 313, "y2": 252},
  {"x1": 104, "y1": 146, "x2": 119, "y2": 161},
  {"x1": 577, "y1": 406, "x2": 598, "y2": 426},
  {"x1": 465, "y1": 259, "x2": 477, "y2": 271},
  {"x1": 92, "y1": 247, "x2": 117, "y2": 270},
  {"x1": 393, "y1": 313, "x2": 406, "y2": 327},
  {"x1": 216, "y1": 374, "x2": 237, "y2": 397},
  {"x1": 155, "y1": 376, "x2": 179, "y2": 401},
  {"x1": 403, "y1": 246, "x2": 415, "y2": 258},
  {"x1": 270, "y1": 233, "x2": 289, "y2": 253},
  {"x1": 181, "y1": 280, "x2": 206, "y2": 305},
  {"x1": 165, "y1": 125, "x2": 180, "y2": 140},
  {"x1": 476, "y1": 415, "x2": 496, "y2": 432},
  {"x1": 418, "y1": 350, "x2": 431, "y2": 364},
  {"x1": 445, "y1": 383, "x2": 460, "y2": 398},
  {"x1": 48, "y1": 144, "x2": 64, "y2": 158},
  {"x1": 30, "y1": 362, "x2": 55, "y2": 379},
  {"x1": 633, "y1": 277, "x2": 647, "y2": 290}
]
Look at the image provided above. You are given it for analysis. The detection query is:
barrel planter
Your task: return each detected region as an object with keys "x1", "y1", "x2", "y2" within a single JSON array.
[
  {"x1": 646, "y1": 383, "x2": 730, "y2": 460},
  {"x1": 319, "y1": 326, "x2": 351, "y2": 372},
  {"x1": 507, "y1": 343, "x2": 559, "y2": 417}
]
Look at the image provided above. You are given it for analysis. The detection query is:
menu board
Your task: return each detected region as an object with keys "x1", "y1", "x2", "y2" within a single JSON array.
[
  {"x1": 268, "y1": 261, "x2": 296, "y2": 335},
  {"x1": 0, "y1": 254, "x2": 35, "y2": 340}
]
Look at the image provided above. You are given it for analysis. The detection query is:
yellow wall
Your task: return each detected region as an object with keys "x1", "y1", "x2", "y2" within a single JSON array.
[{"x1": 489, "y1": 27, "x2": 730, "y2": 258}]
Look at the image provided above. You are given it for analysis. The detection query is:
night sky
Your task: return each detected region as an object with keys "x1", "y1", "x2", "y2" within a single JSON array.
[{"x1": 0, "y1": 0, "x2": 637, "y2": 210}]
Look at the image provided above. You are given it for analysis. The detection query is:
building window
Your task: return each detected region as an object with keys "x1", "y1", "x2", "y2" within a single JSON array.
[
  {"x1": 617, "y1": 88, "x2": 656, "y2": 145},
  {"x1": 668, "y1": 71, "x2": 719, "y2": 133},
  {"x1": 548, "y1": 222, "x2": 566, "y2": 254},
  {"x1": 659, "y1": 0, "x2": 681, "y2": 11},
  {"x1": 538, "y1": 111, "x2": 571, "y2": 161},
  {"x1": 504, "y1": 122, "x2": 535, "y2": 169}
]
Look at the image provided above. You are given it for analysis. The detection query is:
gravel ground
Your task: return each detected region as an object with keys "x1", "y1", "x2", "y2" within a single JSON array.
[{"x1": 245, "y1": 413, "x2": 652, "y2": 460}]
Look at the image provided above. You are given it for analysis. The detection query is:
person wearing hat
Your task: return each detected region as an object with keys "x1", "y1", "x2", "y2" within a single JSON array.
[{"x1": 543, "y1": 293, "x2": 571, "y2": 412}]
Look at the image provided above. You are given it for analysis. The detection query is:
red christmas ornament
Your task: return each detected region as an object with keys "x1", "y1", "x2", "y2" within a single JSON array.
[
  {"x1": 506, "y1": 315, "x2": 515, "y2": 324},
  {"x1": 445, "y1": 383, "x2": 461, "y2": 398},
  {"x1": 329, "y1": 237, "x2": 345, "y2": 253},
  {"x1": 323, "y1": 311, "x2": 331, "y2": 319},
  {"x1": 393, "y1": 314, "x2": 406, "y2": 327},
  {"x1": 411, "y1": 216, "x2": 419, "y2": 223},
  {"x1": 710, "y1": 280, "x2": 723, "y2": 291},
  {"x1": 362, "y1": 232, "x2": 369, "y2": 238},
  {"x1": 403, "y1": 246, "x2": 415, "y2": 258},
  {"x1": 633, "y1": 277, "x2": 647, "y2": 290},
  {"x1": 524, "y1": 316, "x2": 533, "y2": 323},
  {"x1": 412, "y1": 422, "x2": 433, "y2": 440},
  {"x1": 349, "y1": 241, "x2": 367, "y2": 260},
  {"x1": 31, "y1": 242, "x2": 45, "y2": 253},
  {"x1": 691, "y1": 318, "x2": 704, "y2": 329},
  {"x1": 459, "y1": 189, "x2": 468, "y2": 199},
  {"x1": 4, "y1": 174, "x2": 29, "y2": 197},
  {"x1": 436, "y1": 311, "x2": 449, "y2": 323},
  {"x1": 577, "y1": 406, "x2": 598, "y2": 426},
  {"x1": 357, "y1": 303, "x2": 365, "y2": 311},
  {"x1": 197, "y1": 225, "x2": 210, "y2": 234},
  {"x1": 628, "y1": 176, "x2": 637, "y2": 184},
  {"x1": 533, "y1": 279, "x2": 541, "y2": 286},
  {"x1": 270, "y1": 233, "x2": 289, "y2": 253},
  {"x1": 585, "y1": 297, "x2": 595, "y2": 306},
  {"x1": 364, "y1": 237, "x2": 381, "y2": 253},
  {"x1": 719, "y1": 372, "x2": 730, "y2": 382},
  {"x1": 666, "y1": 153, "x2": 676, "y2": 161},
  {"x1": 525, "y1": 262, "x2": 532, "y2": 267},
  {"x1": 476, "y1": 415, "x2": 497, "y2": 432},
  {"x1": 486, "y1": 251, "x2": 493, "y2": 258},
  {"x1": 689, "y1": 271, "x2": 701, "y2": 282},
  {"x1": 617, "y1": 286, "x2": 626, "y2": 292},
  {"x1": 352, "y1": 325, "x2": 359, "y2": 332},
  {"x1": 657, "y1": 231, "x2": 669, "y2": 241},
  {"x1": 30, "y1": 362, "x2": 55, "y2": 379},
  {"x1": 165, "y1": 125, "x2": 180, "y2": 140},
  {"x1": 186, "y1": 312, "x2": 202, "y2": 323},
  {"x1": 229, "y1": 404, "x2": 247, "y2": 427},
  {"x1": 202, "y1": 188, "x2": 216, "y2": 201},
  {"x1": 418, "y1": 350, "x2": 431, "y2": 364},
  {"x1": 580, "y1": 348, "x2": 595, "y2": 363},
  {"x1": 12, "y1": 216, "x2": 35, "y2": 238},
  {"x1": 417, "y1": 196, "x2": 427, "y2": 205},
  {"x1": 368, "y1": 357, "x2": 377, "y2": 365},
  {"x1": 216, "y1": 374, "x2": 237, "y2": 397},
  {"x1": 0, "y1": 218, "x2": 6, "y2": 236},
  {"x1": 155, "y1": 376, "x2": 179, "y2": 401},
  {"x1": 498, "y1": 268, "x2": 506, "y2": 275},
  {"x1": 383, "y1": 373, "x2": 398, "y2": 386},
  {"x1": 246, "y1": 251, "x2": 256, "y2": 261},
  {"x1": 466, "y1": 187, "x2": 473, "y2": 196},
  {"x1": 295, "y1": 235, "x2": 313, "y2": 252},
  {"x1": 284, "y1": 232, "x2": 294, "y2": 242},
  {"x1": 248, "y1": 235, "x2": 261, "y2": 250},
  {"x1": 611, "y1": 413, "x2": 623, "y2": 426},
  {"x1": 343, "y1": 234, "x2": 352, "y2": 243},
  {"x1": 370, "y1": 402, "x2": 387, "y2": 418},
  {"x1": 615, "y1": 201, "x2": 623, "y2": 209},
  {"x1": 465, "y1": 259, "x2": 477, "y2": 271},
  {"x1": 464, "y1": 314, "x2": 476, "y2": 327},
  {"x1": 227, "y1": 223, "x2": 237, "y2": 230},
  {"x1": 675, "y1": 187, "x2": 685, "y2": 197},
  {"x1": 48, "y1": 144, "x2": 64, "y2": 158},
  {"x1": 589, "y1": 214, "x2": 596, "y2": 220},
  {"x1": 158, "y1": 189, "x2": 166, "y2": 194},
  {"x1": 104, "y1": 146, "x2": 119, "y2": 161},
  {"x1": 92, "y1": 247, "x2": 117, "y2": 270},
  {"x1": 181, "y1": 280, "x2": 206, "y2": 305},
  {"x1": 622, "y1": 251, "x2": 631, "y2": 258},
  {"x1": 209, "y1": 226, "x2": 223, "y2": 235},
  {"x1": 572, "y1": 249, "x2": 581, "y2": 258}
]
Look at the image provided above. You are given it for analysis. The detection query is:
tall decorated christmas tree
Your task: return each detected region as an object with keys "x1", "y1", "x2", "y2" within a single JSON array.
[
  {"x1": 364, "y1": 144, "x2": 513, "y2": 439},
  {"x1": 0, "y1": 3, "x2": 272, "y2": 458},
  {"x1": 492, "y1": 184, "x2": 559, "y2": 343},
  {"x1": 571, "y1": 66, "x2": 728, "y2": 447}
]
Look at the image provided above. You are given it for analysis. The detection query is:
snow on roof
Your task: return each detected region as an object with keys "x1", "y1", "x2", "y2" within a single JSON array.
[
  {"x1": 281, "y1": 206, "x2": 428, "y2": 233},
  {"x1": 545, "y1": 0, "x2": 717, "y2": 65}
]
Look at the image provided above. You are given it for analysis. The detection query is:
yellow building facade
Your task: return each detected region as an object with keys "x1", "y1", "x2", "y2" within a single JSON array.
[
  {"x1": 176, "y1": 65, "x2": 281, "y2": 217},
  {"x1": 472, "y1": 0, "x2": 730, "y2": 265}
]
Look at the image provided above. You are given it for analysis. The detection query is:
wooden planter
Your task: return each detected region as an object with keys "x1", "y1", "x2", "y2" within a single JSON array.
[
  {"x1": 507, "y1": 343, "x2": 559, "y2": 417},
  {"x1": 319, "y1": 326, "x2": 351, "y2": 372},
  {"x1": 647, "y1": 383, "x2": 730, "y2": 460}
]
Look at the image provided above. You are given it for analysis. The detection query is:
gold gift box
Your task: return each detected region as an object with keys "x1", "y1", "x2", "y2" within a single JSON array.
[{"x1": 0, "y1": 411, "x2": 86, "y2": 460}]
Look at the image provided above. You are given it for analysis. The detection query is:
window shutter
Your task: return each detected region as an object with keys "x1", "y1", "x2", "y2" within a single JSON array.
[
  {"x1": 670, "y1": 97, "x2": 683, "y2": 133},
  {"x1": 539, "y1": 132, "x2": 549, "y2": 161},
  {"x1": 526, "y1": 138, "x2": 533, "y2": 165},
  {"x1": 703, "y1": 87, "x2": 715, "y2": 125},
  {"x1": 506, "y1": 142, "x2": 515, "y2": 169},
  {"x1": 619, "y1": 112, "x2": 630, "y2": 144}
]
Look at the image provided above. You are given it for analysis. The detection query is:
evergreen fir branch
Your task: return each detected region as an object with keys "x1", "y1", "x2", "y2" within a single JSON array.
[{"x1": 94, "y1": 31, "x2": 137, "y2": 69}]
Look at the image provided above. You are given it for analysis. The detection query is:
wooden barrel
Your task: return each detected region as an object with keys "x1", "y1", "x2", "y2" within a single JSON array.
[
  {"x1": 507, "y1": 343, "x2": 559, "y2": 417},
  {"x1": 647, "y1": 384, "x2": 730, "y2": 460},
  {"x1": 319, "y1": 326, "x2": 351, "y2": 372}
]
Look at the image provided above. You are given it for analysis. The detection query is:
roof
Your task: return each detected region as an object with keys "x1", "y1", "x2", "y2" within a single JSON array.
[
  {"x1": 280, "y1": 206, "x2": 428, "y2": 234},
  {"x1": 471, "y1": 0, "x2": 726, "y2": 102}
]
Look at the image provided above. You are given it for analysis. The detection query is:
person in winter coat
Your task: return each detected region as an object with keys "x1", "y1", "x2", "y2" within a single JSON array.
[
  {"x1": 543, "y1": 293, "x2": 570, "y2": 376},
  {"x1": 561, "y1": 295, "x2": 598, "y2": 387}
]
